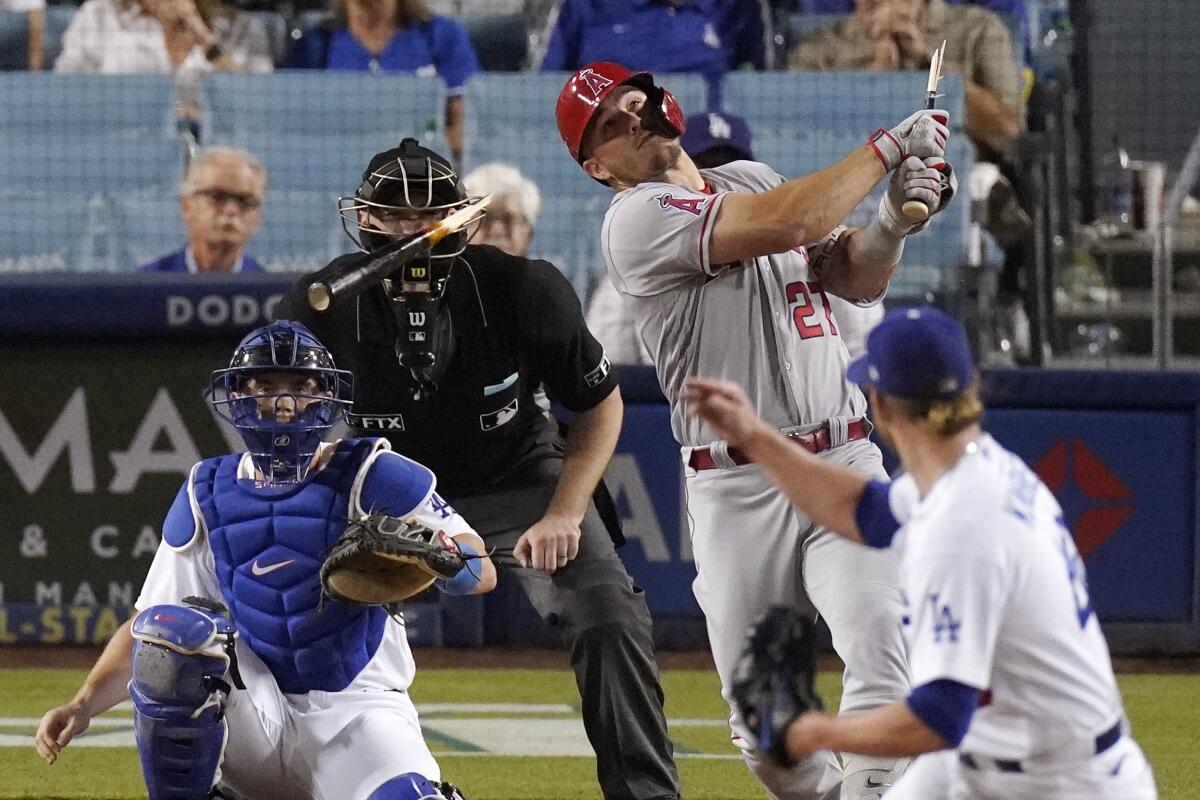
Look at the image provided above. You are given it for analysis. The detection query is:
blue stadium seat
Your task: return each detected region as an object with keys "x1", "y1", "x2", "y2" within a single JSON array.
[
  {"x1": 256, "y1": 189, "x2": 348, "y2": 273},
  {"x1": 0, "y1": 191, "x2": 91, "y2": 271},
  {"x1": 0, "y1": 74, "x2": 178, "y2": 138},
  {"x1": 527, "y1": 193, "x2": 611, "y2": 300},
  {"x1": 202, "y1": 73, "x2": 446, "y2": 193},
  {"x1": 459, "y1": 13, "x2": 527, "y2": 71},
  {"x1": 110, "y1": 191, "x2": 188, "y2": 269},
  {"x1": 0, "y1": 136, "x2": 185, "y2": 194}
]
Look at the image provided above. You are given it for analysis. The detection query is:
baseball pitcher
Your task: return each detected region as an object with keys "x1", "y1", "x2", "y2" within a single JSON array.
[{"x1": 556, "y1": 61, "x2": 956, "y2": 800}]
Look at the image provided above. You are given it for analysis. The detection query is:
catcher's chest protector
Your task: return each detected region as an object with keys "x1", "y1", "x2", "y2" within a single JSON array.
[{"x1": 192, "y1": 438, "x2": 387, "y2": 693}]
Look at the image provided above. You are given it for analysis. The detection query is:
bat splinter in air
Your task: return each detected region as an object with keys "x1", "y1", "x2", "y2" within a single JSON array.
[{"x1": 901, "y1": 40, "x2": 947, "y2": 223}]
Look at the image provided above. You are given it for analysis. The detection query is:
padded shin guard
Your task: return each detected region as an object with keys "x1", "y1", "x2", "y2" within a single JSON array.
[{"x1": 131, "y1": 604, "x2": 237, "y2": 800}]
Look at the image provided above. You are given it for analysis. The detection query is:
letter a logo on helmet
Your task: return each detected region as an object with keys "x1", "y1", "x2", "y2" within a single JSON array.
[{"x1": 577, "y1": 68, "x2": 613, "y2": 100}]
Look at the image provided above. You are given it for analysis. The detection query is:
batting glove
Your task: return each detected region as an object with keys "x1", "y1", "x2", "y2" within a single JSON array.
[
  {"x1": 878, "y1": 156, "x2": 957, "y2": 237},
  {"x1": 868, "y1": 110, "x2": 950, "y2": 171}
]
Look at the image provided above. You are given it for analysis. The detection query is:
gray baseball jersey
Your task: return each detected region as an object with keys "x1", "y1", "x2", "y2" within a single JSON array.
[{"x1": 601, "y1": 159, "x2": 881, "y2": 446}]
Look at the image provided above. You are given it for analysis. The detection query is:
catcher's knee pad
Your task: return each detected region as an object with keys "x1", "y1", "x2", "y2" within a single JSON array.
[
  {"x1": 367, "y1": 773, "x2": 463, "y2": 800},
  {"x1": 130, "y1": 602, "x2": 236, "y2": 800}
]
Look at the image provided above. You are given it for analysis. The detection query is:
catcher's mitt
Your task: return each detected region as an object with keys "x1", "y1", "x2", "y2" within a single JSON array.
[
  {"x1": 730, "y1": 605, "x2": 824, "y2": 768},
  {"x1": 319, "y1": 512, "x2": 466, "y2": 605}
]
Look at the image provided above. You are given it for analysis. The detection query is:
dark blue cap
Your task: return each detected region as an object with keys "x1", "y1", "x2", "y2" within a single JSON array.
[
  {"x1": 846, "y1": 307, "x2": 974, "y2": 398},
  {"x1": 680, "y1": 111, "x2": 753, "y2": 161}
]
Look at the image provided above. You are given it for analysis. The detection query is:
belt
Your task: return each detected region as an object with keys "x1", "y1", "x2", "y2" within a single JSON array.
[
  {"x1": 958, "y1": 721, "x2": 1122, "y2": 773},
  {"x1": 688, "y1": 419, "x2": 869, "y2": 471}
]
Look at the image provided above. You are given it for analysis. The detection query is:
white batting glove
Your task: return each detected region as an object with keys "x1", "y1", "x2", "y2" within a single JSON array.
[
  {"x1": 877, "y1": 156, "x2": 948, "y2": 237},
  {"x1": 867, "y1": 110, "x2": 950, "y2": 171}
]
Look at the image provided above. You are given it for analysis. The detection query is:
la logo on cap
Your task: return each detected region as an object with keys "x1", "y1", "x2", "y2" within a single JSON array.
[{"x1": 707, "y1": 113, "x2": 732, "y2": 140}]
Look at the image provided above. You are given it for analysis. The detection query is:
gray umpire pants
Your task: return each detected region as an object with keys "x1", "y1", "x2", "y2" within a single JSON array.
[{"x1": 450, "y1": 457, "x2": 681, "y2": 800}]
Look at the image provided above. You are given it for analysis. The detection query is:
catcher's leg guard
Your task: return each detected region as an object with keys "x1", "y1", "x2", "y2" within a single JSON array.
[
  {"x1": 130, "y1": 603, "x2": 237, "y2": 800},
  {"x1": 366, "y1": 772, "x2": 457, "y2": 800}
]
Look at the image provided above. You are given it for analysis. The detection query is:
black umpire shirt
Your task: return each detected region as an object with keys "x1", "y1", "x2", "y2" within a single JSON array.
[{"x1": 275, "y1": 244, "x2": 619, "y2": 498}]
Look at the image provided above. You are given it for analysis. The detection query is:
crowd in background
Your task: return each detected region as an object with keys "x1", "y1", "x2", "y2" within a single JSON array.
[{"x1": 0, "y1": 0, "x2": 1047, "y2": 354}]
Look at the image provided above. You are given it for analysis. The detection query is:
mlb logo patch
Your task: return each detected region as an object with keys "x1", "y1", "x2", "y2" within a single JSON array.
[
  {"x1": 585, "y1": 353, "x2": 612, "y2": 388},
  {"x1": 480, "y1": 398, "x2": 519, "y2": 431}
]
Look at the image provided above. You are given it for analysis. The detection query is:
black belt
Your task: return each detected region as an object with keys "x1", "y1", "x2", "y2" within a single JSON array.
[{"x1": 958, "y1": 721, "x2": 1122, "y2": 773}]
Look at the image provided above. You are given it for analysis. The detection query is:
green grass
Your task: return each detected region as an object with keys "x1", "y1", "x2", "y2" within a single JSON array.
[{"x1": 0, "y1": 668, "x2": 1194, "y2": 799}]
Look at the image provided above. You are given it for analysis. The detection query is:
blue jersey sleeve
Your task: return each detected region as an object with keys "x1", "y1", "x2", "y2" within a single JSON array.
[
  {"x1": 855, "y1": 479, "x2": 901, "y2": 549},
  {"x1": 359, "y1": 450, "x2": 437, "y2": 518},
  {"x1": 429, "y1": 16, "x2": 480, "y2": 92},
  {"x1": 906, "y1": 678, "x2": 982, "y2": 747},
  {"x1": 162, "y1": 480, "x2": 199, "y2": 549}
]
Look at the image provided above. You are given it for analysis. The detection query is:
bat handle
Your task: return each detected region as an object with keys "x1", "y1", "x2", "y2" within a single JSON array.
[
  {"x1": 307, "y1": 268, "x2": 374, "y2": 311},
  {"x1": 901, "y1": 199, "x2": 931, "y2": 223}
]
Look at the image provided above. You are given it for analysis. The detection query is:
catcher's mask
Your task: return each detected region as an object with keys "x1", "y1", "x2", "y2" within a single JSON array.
[
  {"x1": 339, "y1": 139, "x2": 473, "y2": 398},
  {"x1": 206, "y1": 321, "x2": 353, "y2": 485}
]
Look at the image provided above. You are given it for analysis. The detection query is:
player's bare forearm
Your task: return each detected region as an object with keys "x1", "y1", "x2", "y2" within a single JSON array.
[
  {"x1": 819, "y1": 227, "x2": 897, "y2": 302},
  {"x1": 964, "y1": 80, "x2": 1022, "y2": 154},
  {"x1": 786, "y1": 702, "x2": 949, "y2": 760},
  {"x1": 709, "y1": 147, "x2": 886, "y2": 264},
  {"x1": 546, "y1": 388, "x2": 623, "y2": 524},
  {"x1": 739, "y1": 424, "x2": 869, "y2": 544},
  {"x1": 451, "y1": 531, "x2": 497, "y2": 593},
  {"x1": 71, "y1": 619, "x2": 136, "y2": 716}
]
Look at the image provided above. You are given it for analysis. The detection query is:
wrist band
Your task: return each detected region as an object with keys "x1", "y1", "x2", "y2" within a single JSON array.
[{"x1": 437, "y1": 537, "x2": 482, "y2": 595}]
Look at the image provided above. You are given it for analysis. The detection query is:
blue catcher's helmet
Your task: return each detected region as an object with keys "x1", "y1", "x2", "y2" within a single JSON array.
[{"x1": 206, "y1": 321, "x2": 352, "y2": 484}]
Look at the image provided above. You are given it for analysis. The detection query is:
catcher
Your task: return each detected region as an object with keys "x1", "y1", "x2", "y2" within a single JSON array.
[{"x1": 35, "y1": 320, "x2": 495, "y2": 800}]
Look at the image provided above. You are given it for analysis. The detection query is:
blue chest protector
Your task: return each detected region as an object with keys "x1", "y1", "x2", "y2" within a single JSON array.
[{"x1": 190, "y1": 438, "x2": 398, "y2": 693}]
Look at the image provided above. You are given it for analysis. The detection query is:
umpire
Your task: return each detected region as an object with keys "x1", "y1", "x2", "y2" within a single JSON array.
[{"x1": 275, "y1": 139, "x2": 681, "y2": 800}]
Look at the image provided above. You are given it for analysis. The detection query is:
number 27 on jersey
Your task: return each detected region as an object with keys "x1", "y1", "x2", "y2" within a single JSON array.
[{"x1": 786, "y1": 281, "x2": 839, "y2": 340}]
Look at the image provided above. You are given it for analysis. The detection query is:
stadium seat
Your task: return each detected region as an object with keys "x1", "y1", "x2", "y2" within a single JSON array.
[
  {"x1": 0, "y1": 136, "x2": 186, "y2": 194},
  {"x1": 0, "y1": 74, "x2": 178, "y2": 137},
  {"x1": 256, "y1": 189, "x2": 348, "y2": 273},
  {"x1": 0, "y1": 191, "x2": 92, "y2": 271},
  {"x1": 459, "y1": 13, "x2": 527, "y2": 71},
  {"x1": 110, "y1": 191, "x2": 188, "y2": 269}
]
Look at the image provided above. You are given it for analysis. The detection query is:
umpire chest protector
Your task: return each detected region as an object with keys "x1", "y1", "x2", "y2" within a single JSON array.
[{"x1": 186, "y1": 438, "x2": 416, "y2": 693}]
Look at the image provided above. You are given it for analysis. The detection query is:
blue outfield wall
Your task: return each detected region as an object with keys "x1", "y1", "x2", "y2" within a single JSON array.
[
  {"x1": 609, "y1": 366, "x2": 1200, "y2": 654},
  {"x1": 0, "y1": 277, "x2": 1198, "y2": 653}
]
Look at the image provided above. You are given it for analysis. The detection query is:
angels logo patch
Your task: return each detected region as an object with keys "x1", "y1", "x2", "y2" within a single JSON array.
[
  {"x1": 480, "y1": 398, "x2": 519, "y2": 431},
  {"x1": 656, "y1": 193, "x2": 704, "y2": 216},
  {"x1": 577, "y1": 68, "x2": 614, "y2": 99}
]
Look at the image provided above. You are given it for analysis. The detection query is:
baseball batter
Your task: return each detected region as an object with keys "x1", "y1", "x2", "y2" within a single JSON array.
[
  {"x1": 555, "y1": 61, "x2": 955, "y2": 799},
  {"x1": 684, "y1": 306, "x2": 1158, "y2": 799},
  {"x1": 35, "y1": 321, "x2": 495, "y2": 800}
]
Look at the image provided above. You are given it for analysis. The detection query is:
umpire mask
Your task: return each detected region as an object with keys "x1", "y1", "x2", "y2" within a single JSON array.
[{"x1": 338, "y1": 139, "x2": 472, "y2": 397}]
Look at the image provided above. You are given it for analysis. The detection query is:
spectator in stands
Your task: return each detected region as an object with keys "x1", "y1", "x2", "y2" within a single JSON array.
[
  {"x1": 54, "y1": 0, "x2": 272, "y2": 74},
  {"x1": 462, "y1": 162, "x2": 541, "y2": 257},
  {"x1": 1, "y1": 0, "x2": 45, "y2": 69},
  {"x1": 789, "y1": 0, "x2": 1022, "y2": 158},
  {"x1": 140, "y1": 148, "x2": 266, "y2": 274},
  {"x1": 284, "y1": 0, "x2": 478, "y2": 164},
  {"x1": 540, "y1": 1, "x2": 767, "y2": 99},
  {"x1": 794, "y1": 0, "x2": 1033, "y2": 64}
]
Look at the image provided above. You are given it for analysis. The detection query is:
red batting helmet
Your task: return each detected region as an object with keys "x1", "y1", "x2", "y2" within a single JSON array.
[{"x1": 555, "y1": 61, "x2": 686, "y2": 164}]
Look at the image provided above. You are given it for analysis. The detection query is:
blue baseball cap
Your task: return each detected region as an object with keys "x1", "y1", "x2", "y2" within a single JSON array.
[
  {"x1": 846, "y1": 307, "x2": 974, "y2": 398},
  {"x1": 680, "y1": 111, "x2": 753, "y2": 161}
]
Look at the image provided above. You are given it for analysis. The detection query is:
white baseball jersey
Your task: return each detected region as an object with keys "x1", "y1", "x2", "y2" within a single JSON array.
[
  {"x1": 886, "y1": 433, "x2": 1124, "y2": 761},
  {"x1": 601, "y1": 159, "x2": 882, "y2": 446}
]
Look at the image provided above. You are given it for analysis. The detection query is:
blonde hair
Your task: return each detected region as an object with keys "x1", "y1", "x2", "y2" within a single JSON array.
[
  {"x1": 180, "y1": 147, "x2": 267, "y2": 196},
  {"x1": 462, "y1": 163, "x2": 542, "y2": 224},
  {"x1": 334, "y1": 0, "x2": 431, "y2": 27},
  {"x1": 890, "y1": 381, "x2": 984, "y2": 438}
]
